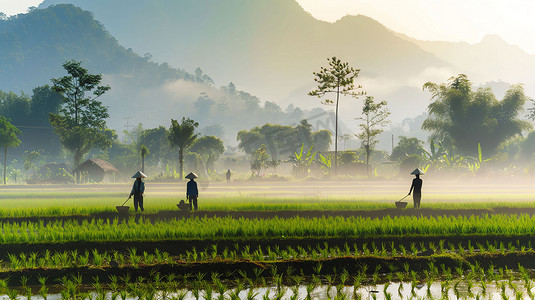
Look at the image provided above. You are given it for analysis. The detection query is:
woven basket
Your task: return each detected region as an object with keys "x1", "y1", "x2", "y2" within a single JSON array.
[
  {"x1": 116, "y1": 206, "x2": 130, "y2": 214},
  {"x1": 395, "y1": 201, "x2": 407, "y2": 209}
]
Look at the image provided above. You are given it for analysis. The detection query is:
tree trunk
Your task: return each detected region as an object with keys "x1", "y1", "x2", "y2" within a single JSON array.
[
  {"x1": 334, "y1": 84, "x2": 340, "y2": 176},
  {"x1": 74, "y1": 149, "x2": 82, "y2": 184},
  {"x1": 141, "y1": 156, "x2": 145, "y2": 172},
  {"x1": 3, "y1": 144, "x2": 6, "y2": 185},
  {"x1": 366, "y1": 147, "x2": 370, "y2": 177},
  {"x1": 179, "y1": 147, "x2": 184, "y2": 181}
]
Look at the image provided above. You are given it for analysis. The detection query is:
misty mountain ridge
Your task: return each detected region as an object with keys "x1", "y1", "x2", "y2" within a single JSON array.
[
  {"x1": 4, "y1": 0, "x2": 533, "y2": 152},
  {"x1": 398, "y1": 33, "x2": 535, "y2": 88},
  {"x1": 0, "y1": 4, "x2": 336, "y2": 148},
  {"x1": 37, "y1": 0, "x2": 452, "y2": 123}
]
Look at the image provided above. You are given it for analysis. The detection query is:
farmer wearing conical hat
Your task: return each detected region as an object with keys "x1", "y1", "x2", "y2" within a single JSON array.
[
  {"x1": 408, "y1": 168, "x2": 424, "y2": 208},
  {"x1": 185, "y1": 172, "x2": 199, "y2": 210},
  {"x1": 129, "y1": 171, "x2": 146, "y2": 212},
  {"x1": 226, "y1": 169, "x2": 231, "y2": 183}
]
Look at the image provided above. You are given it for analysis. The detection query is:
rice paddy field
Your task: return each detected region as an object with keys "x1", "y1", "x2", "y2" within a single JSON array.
[{"x1": 2, "y1": 179, "x2": 535, "y2": 299}]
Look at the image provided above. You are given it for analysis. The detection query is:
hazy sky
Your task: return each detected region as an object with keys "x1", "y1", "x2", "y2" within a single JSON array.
[
  {"x1": 2, "y1": 0, "x2": 535, "y2": 54},
  {"x1": 296, "y1": 0, "x2": 535, "y2": 54}
]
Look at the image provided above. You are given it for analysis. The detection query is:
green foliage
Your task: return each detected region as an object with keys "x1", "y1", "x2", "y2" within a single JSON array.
[
  {"x1": 190, "y1": 136, "x2": 225, "y2": 171},
  {"x1": 422, "y1": 74, "x2": 532, "y2": 156},
  {"x1": 168, "y1": 117, "x2": 199, "y2": 179},
  {"x1": 391, "y1": 137, "x2": 425, "y2": 162},
  {"x1": 237, "y1": 120, "x2": 331, "y2": 157},
  {"x1": 317, "y1": 153, "x2": 332, "y2": 176},
  {"x1": 50, "y1": 60, "x2": 112, "y2": 169},
  {"x1": 0, "y1": 86, "x2": 61, "y2": 154},
  {"x1": 0, "y1": 117, "x2": 22, "y2": 184},
  {"x1": 356, "y1": 96, "x2": 390, "y2": 176},
  {"x1": 290, "y1": 144, "x2": 317, "y2": 177},
  {"x1": 23, "y1": 150, "x2": 40, "y2": 180},
  {"x1": 250, "y1": 144, "x2": 270, "y2": 176},
  {"x1": 139, "y1": 126, "x2": 172, "y2": 168}
]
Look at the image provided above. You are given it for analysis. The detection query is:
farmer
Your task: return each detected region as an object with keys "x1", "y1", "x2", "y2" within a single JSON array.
[
  {"x1": 177, "y1": 200, "x2": 190, "y2": 212},
  {"x1": 226, "y1": 169, "x2": 231, "y2": 183},
  {"x1": 185, "y1": 172, "x2": 199, "y2": 210},
  {"x1": 408, "y1": 168, "x2": 424, "y2": 208},
  {"x1": 129, "y1": 171, "x2": 146, "y2": 212}
]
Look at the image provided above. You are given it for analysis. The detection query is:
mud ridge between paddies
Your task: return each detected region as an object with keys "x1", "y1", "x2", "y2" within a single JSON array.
[
  {"x1": 2, "y1": 252, "x2": 535, "y2": 287},
  {"x1": 3, "y1": 235, "x2": 535, "y2": 260},
  {"x1": 3, "y1": 207, "x2": 535, "y2": 224}
]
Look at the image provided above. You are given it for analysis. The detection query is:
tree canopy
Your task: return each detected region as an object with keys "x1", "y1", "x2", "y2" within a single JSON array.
[
  {"x1": 49, "y1": 60, "x2": 112, "y2": 170},
  {"x1": 236, "y1": 120, "x2": 331, "y2": 159},
  {"x1": 422, "y1": 74, "x2": 532, "y2": 156},
  {"x1": 391, "y1": 136, "x2": 425, "y2": 162},
  {"x1": 190, "y1": 136, "x2": 225, "y2": 171}
]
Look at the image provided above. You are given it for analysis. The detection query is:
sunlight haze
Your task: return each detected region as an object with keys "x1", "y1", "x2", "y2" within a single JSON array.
[{"x1": 4, "y1": 0, "x2": 535, "y2": 54}]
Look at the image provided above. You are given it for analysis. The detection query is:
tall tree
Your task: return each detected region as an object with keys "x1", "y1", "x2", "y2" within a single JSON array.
[
  {"x1": 190, "y1": 136, "x2": 225, "y2": 171},
  {"x1": 308, "y1": 57, "x2": 363, "y2": 175},
  {"x1": 356, "y1": 96, "x2": 390, "y2": 176},
  {"x1": 423, "y1": 74, "x2": 532, "y2": 156},
  {"x1": 49, "y1": 60, "x2": 112, "y2": 173},
  {"x1": 391, "y1": 137, "x2": 425, "y2": 162},
  {"x1": 168, "y1": 117, "x2": 199, "y2": 180},
  {"x1": 23, "y1": 150, "x2": 40, "y2": 181},
  {"x1": 139, "y1": 126, "x2": 171, "y2": 167},
  {"x1": 0, "y1": 117, "x2": 21, "y2": 185}
]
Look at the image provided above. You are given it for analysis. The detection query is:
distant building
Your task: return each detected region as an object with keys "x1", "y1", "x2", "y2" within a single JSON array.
[{"x1": 73, "y1": 158, "x2": 119, "y2": 183}]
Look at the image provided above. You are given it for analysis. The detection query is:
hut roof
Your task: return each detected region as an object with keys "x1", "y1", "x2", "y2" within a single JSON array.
[{"x1": 73, "y1": 158, "x2": 119, "y2": 173}]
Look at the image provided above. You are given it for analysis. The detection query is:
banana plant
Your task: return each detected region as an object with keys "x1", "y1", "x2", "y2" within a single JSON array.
[
  {"x1": 289, "y1": 144, "x2": 317, "y2": 176},
  {"x1": 467, "y1": 143, "x2": 494, "y2": 174},
  {"x1": 420, "y1": 140, "x2": 445, "y2": 171},
  {"x1": 316, "y1": 153, "x2": 332, "y2": 176}
]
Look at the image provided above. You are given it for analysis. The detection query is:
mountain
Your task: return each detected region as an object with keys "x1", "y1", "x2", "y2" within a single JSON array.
[
  {"x1": 0, "y1": 4, "x2": 194, "y2": 92},
  {"x1": 404, "y1": 34, "x2": 535, "y2": 89},
  {"x1": 37, "y1": 0, "x2": 450, "y2": 123},
  {"x1": 0, "y1": 4, "x2": 334, "y2": 149}
]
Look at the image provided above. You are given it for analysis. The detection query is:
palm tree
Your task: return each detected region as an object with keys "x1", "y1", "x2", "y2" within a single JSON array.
[
  {"x1": 0, "y1": 117, "x2": 22, "y2": 185},
  {"x1": 168, "y1": 118, "x2": 198, "y2": 180}
]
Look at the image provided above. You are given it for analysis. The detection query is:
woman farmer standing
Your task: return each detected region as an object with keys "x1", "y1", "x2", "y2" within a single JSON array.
[
  {"x1": 408, "y1": 168, "x2": 424, "y2": 208},
  {"x1": 185, "y1": 172, "x2": 199, "y2": 210},
  {"x1": 129, "y1": 171, "x2": 147, "y2": 212}
]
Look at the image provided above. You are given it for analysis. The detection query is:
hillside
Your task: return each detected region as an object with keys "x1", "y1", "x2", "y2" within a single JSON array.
[
  {"x1": 0, "y1": 4, "x2": 335, "y2": 149},
  {"x1": 0, "y1": 4, "x2": 195, "y2": 92},
  {"x1": 407, "y1": 34, "x2": 535, "y2": 88},
  {"x1": 37, "y1": 0, "x2": 450, "y2": 123}
]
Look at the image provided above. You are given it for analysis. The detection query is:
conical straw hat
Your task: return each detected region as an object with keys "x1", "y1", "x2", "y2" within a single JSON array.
[
  {"x1": 185, "y1": 172, "x2": 198, "y2": 179},
  {"x1": 132, "y1": 171, "x2": 147, "y2": 178},
  {"x1": 410, "y1": 168, "x2": 425, "y2": 175}
]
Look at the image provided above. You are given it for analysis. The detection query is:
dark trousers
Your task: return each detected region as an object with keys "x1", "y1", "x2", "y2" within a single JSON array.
[
  {"x1": 413, "y1": 192, "x2": 421, "y2": 208},
  {"x1": 134, "y1": 193, "x2": 144, "y2": 212},
  {"x1": 187, "y1": 195, "x2": 198, "y2": 210}
]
